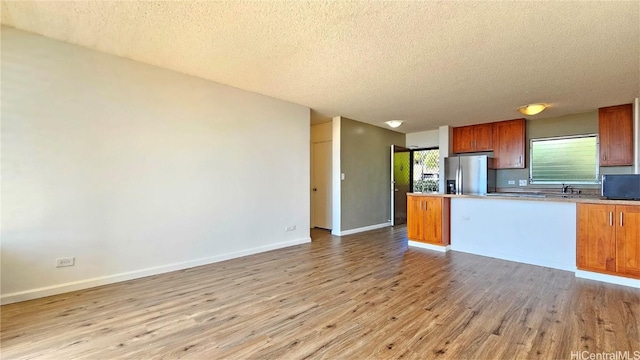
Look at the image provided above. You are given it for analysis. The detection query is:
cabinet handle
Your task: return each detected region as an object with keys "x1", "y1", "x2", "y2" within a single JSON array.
[
  {"x1": 609, "y1": 212, "x2": 613, "y2": 226},
  {"x1": 620, "y1": 212, "x2": 623, "y2": 227},
  {"x1": 518, "y1": 155, "x2": 522, "y2": 165}
]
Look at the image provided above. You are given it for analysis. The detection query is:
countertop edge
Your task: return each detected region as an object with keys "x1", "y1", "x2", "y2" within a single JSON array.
[{"x1": 406, "y1": 192, "x2": 640, "y2": 206}]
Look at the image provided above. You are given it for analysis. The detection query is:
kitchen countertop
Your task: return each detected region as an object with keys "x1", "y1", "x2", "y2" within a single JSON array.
[{"x1": 408, "y1": 192, "x2": 640, "y2": 206}]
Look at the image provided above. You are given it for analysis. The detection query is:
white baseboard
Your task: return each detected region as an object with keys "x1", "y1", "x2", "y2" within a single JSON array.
[
  {"x1": 575, "y1": 270, "x2": 640, "y2": 288},
  {"x1": 1, "y1": 237, "x2": 311, "y2": 305},
  {"x1": 334, "y1": 222, "x2": 391, "y2": 236},
  {"x1": 408, "y1": 241, "x2": 450, "y2": 252},
  {"x1": 449, "y1": 245, "x2": 575, "y2": 272}
]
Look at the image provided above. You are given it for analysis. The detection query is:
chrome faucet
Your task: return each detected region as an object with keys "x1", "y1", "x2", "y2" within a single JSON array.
[{"x1": 561, "y1": 184, "x2": 572, "y2": 194}]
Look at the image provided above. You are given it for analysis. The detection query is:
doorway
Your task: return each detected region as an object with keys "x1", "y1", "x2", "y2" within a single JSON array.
[
  {"x1": 312, "y1": 140, "x2": 332, "y2": 229},
  {"x1": 391, "y1": 145, "x2": 410, "y2": 225},
  {"x1": 391, "y1": 146, "x2": 439, "y2": 226}
]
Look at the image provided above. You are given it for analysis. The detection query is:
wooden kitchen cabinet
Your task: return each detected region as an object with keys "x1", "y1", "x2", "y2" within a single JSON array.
[
  {"x1": 577, "y1": 203, "x2": 640, "y2": 279},
  {"x1": 407, "y1": 195, "x2": 450, "y2": 246},
  {"x1": 577, "y1": 204, "x2": 617, "y2": 273},
  {"x1": 599, "y1": 104, "x2": 633, "y2": 166},
  {"x1": 407, "y1": 196, "x2": 424, "y2": 241},
  {"x1": 452, "y1": 126, "x2": 474, "y2": 153},
  {"x1": 616, "y1": 205, "x2": 640, "y2": 278},
  {"x1": 452, "y1": 123, "x2": 493, "y2": 153},
  {"x1": 492, "y1": 118, "x2": 525, "y2": 169}
]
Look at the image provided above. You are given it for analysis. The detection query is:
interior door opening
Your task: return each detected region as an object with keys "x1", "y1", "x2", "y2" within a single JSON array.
[
  {"x1": 391, "y1": 146, "x2": 439, "y2": 226},
  {"x1": 392, "y1": 145, "x2": 410, "y2": 225},
  {"x1": 312, "y1": 140, "x2": 332, "y2": 230}
]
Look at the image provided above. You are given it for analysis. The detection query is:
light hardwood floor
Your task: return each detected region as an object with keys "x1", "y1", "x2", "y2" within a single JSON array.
[{"x1": 1, "y1": 226, "x2": 639, "y2": 359}]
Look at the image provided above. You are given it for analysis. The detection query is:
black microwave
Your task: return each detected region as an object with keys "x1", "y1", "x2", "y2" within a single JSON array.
[{"x1": 602, "y1": 174, "x2": 640, "y2": 200}]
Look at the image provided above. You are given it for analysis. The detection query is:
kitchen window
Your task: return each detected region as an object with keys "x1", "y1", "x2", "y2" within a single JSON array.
[{"x1": 529, "y1": 134, "x2": 599, "y2": 184}]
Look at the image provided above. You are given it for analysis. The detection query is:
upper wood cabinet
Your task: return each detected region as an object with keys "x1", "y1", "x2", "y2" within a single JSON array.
[
  {"x1": 577, "y1": 203, "x2": 640, "y2": 279},
  {"x1": 407, "y1": 195, "x2": 450, "y2": 246},
  {"x1": 452, "y1": 123, "x2": 493, "y2": 153},
  {"x1": 599, "y1": 104, "x2": 633, "y2": 166},
  {"x1": 492, "y1": 118, "x2": 525, "y2": 169}
]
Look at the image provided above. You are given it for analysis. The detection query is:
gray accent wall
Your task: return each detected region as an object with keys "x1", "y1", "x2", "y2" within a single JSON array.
[
  {"x1": 497, "y1": 111, "x2": 633, "y2": 188},
  {"x1": 340, "y1": 117, "x2": 405, "y2": 231}
]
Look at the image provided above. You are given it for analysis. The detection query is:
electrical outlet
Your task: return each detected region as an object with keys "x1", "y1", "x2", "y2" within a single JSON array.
[
  {"x1": 285, "y1": 225, "x2": 296, "y2": 232},
  {"x1": 508, "y1": 180, "x2": 515, "y2": 185},
  {"x1": 519, "y1": 180, "x2": 528, "y2": 186},
  {"x1": 56, "y1": 257, "x2": 75, "y2": 268}
]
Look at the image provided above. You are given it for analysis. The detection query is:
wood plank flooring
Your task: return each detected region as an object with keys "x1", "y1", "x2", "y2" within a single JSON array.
[{"x1": 2, "y1": 226, "x2": 639, "y2": 359}]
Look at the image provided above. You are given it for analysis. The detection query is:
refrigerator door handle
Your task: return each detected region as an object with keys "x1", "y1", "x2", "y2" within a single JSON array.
[
  {"x1": 455, "y1": 166, "x2": 459, "y2": 194},
  {"x1": 455, "y1": 161, "x2": 463, "y2": 195}
]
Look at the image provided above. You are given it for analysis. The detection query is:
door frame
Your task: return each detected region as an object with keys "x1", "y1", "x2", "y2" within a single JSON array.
[
  {"x1": 391, "y1": 145, "x2": 410, "y2": 226},
  {"x1": 311, "y1": 140, "x2": 332, "y2": 229}
]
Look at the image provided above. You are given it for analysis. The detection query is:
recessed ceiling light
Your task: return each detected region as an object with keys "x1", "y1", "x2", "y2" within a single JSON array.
[
  {"x1": 518, "y1": 103, "x2": 548, "y2": 116},
  {"x1": 385, "y1": 120, "x2": 404, "y2": 128}
]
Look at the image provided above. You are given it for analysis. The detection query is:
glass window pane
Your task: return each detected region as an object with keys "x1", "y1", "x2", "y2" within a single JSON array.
[{"x1": 530, "y1": 135, "x2": 599, "y2": 184}]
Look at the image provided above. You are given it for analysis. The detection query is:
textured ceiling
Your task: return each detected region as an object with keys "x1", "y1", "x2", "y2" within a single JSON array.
[{"x1": 2, "y1": 1, "x2": 639, "y2": 133}]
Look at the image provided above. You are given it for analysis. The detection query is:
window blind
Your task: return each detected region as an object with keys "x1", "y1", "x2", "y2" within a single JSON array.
[{"x1": 530, "y1": 135, "x2": 599, "y2": 184}]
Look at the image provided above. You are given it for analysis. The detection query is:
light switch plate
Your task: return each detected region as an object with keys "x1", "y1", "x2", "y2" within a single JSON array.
[
  {"x1": 519, "y1": 180, "x2": 527, "y2": 186},
  {"x1": 508, "y1": 180, "x2": 515, "y2": 185}
]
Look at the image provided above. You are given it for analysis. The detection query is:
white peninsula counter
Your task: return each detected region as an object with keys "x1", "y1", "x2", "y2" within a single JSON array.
[
  {"x1": 449, "y1": 197, "x2": 575, "y2": 271},
  {"x1": 407, "y1": 193, "x2": 640, "y2": 288}
]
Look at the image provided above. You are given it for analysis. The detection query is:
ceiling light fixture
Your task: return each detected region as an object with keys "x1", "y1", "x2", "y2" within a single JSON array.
[
  {"x1": 385, "y1": 120, "x2": 404, "y2": 128},
  {"x1": 518, "y1": 103, "x2": 548, "y2": 116}
]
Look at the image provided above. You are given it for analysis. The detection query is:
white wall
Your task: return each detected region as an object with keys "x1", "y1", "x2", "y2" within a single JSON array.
[
  {"x1": 331, "y1": 117, "x2": 342, "y2": 235},
  {"x1": 1, "y1": 27, "x2": 311, "y2": 304},
  {"x1": 450, "y1": 198, "x2": 576, "y2": 271},
  {"x1": 438, "y1": 126, "x2": 452, "y2": 193},
  {"x1": 405, "y1": 129, "x2": 439, "y2": 148}
]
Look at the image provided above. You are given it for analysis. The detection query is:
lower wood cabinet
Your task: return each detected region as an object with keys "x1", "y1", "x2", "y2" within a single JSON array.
[
  {"x1": 407, "y1": 195, "x2": 450, "y2": 246},
  {"x1": 577, "y1": 203, "x2": 640, "y2": 279}
]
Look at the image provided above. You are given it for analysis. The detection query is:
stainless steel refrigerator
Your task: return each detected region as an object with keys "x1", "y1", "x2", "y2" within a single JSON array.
[{"x1": 445, "y1": 155, "x2": 496, "y2": 195}]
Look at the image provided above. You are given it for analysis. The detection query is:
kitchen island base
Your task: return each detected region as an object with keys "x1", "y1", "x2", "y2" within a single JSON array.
[
  {"x1": 575, "y1": 270, "x2": 640, "y2": 288},
  {"x1": 408, "y1": 240, "x2": 450, "y2": 252}
]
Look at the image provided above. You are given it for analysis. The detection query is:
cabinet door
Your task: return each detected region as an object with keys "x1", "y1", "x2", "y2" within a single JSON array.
[
  {"x1": 407, "y1": 196, "x2": 424, "y2": 241},
  {"x1": 616, "y1": 205, "x2": 640, "y2": 278},
  {"x1": 577, "y1": 203, "x2": 617, "y2": 273},
  {"x1": 599, "y1": 104, "x2": 633, "y2": 166},
  {"x1": 452, "y1": 126, "x2": 474, "y2": 153},
  {"x1": 473, "y1": 123, "x2": 494, "y2": 152},
  {"x1": 493, "y1": 119, "x2": 525, "y2": 169},
  {"x1": 422, "y1": 197, "x2": 443, "y2": 244}
]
